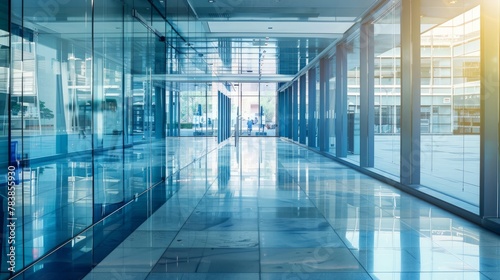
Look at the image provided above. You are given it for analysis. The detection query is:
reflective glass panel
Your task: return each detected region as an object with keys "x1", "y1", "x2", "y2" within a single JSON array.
[
  {"x1": 420, "y1": 2, "x2": 480, "y2": 208},
  {"x1": 373, "y1": 2, "x2": 401, "y2": 178}
]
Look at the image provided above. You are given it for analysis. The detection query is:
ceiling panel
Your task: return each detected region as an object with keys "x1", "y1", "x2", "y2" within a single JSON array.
[
  {"x1": 188, "y1": 0, "x2": 376, "y2": 19},
  {"x1": 207, "y1": 21, "x2": 354, "y2": 36},
  {"x1": 174, "y1": 0, "x2": 377, "y2": 77}
]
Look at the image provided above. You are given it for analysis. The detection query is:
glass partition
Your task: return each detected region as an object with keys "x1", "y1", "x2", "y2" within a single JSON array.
[
  {"x1": 373, "y1": 2, "x2": 401, "y2": 178},
  {"x1": 10, "y1": 0, "x2": 94, "y2": 270},
  {"x1": 260, "y1": 83, "x2": 277, "y2": 137},
  {"x1": 228, "y1": 82, "x2": 276, "y2": 137},
  {"x1": 2, "y1": 0, "x2": 169, "y2": 275},
  {"x1": 1, "y1": 1, "x2": 12, "y2": 277},
  {"x1": 93, "y1": 0, "x2": 127, "y2": 221},
  {"x1": 420, "y1": 2, "x2": 480, "y2": 207}
]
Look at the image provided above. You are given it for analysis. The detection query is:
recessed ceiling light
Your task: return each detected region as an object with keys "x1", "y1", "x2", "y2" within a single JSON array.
[{"x1": 209, "y1": 0, "x2": 215, "y2": 3}]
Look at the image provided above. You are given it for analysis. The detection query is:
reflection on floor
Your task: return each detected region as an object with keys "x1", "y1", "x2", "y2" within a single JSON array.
[
  {"x1": 84, "y1": 138, "x2": 500, "y2": 280},
  {"x1": 13, "y1": 137, "x2": 218, "y2": 269}
]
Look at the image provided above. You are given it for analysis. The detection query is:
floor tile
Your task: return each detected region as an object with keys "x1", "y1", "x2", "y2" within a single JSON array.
[
  {"x1": 81, "y1": 138, "x2": 500, "y2": 279},
  {"x1": 152, "y1": 248, "x2": 259, "y2": 273},
  {"x1": 260, "y1": 247, "x2": 364, "y2": 273},
  {"x1": 259, "y1": 218, "x2": 332, "y2": 231},
  {"x1": 169, "y1": 231, "x2": 259, "y2": 248},
  {"x1": 260, "y1": 230, "x2": 344, "y2": 248}
]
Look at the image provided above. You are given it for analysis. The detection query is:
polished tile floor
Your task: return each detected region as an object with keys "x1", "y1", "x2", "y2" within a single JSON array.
[{"x1": 84, "y1": 138, "x2": 500, "y2": 280}]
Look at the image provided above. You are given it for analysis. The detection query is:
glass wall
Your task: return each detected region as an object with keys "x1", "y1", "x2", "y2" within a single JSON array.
[
  {"x1": 307, "y1": 67, "x2": 316, "y2": 149},
  {"x1": 177, "y1": 83, "x2": 226, "y2": 138},
  {"x1": 260, "y1": 83, "x2": 277, "y2": 136},
  {"x1": 0, "y1": 2, "x2": 10, "y2": 278},
  {"x1": 241, "y1": 83, "x2": 260, "y2": 136},
  {"x1": 228, "y1": 82, "x2": 276, "y2": 137},
  {"x1": 1, "y1": 0, "x2": 172, "y2": 276},
  {"x1": 373, "y1": 2, "x2": 401, "y2": 178},
  {"x1": 9, "y1": 0, "x2": 95, "y2": 269},
  {"x1": 180, "y1": 83, "x2": 208, "y2": 136},
  {"x1": 277, "y1": 0, "x2": 487, "y2": 225},
  {"x1": 94, "y1": 0, "x2": 126, "y2": 222},
  {"x1": 175, "y1": 84, "x2": 274, "y2": 138},
  {"x1": 420, "y1": 2, "x2": 480, "y2": 207}
]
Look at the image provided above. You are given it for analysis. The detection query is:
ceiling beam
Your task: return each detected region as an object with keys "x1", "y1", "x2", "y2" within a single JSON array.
[{"x1": 135, "y1": 74, "x2": 295, "y2": 83}]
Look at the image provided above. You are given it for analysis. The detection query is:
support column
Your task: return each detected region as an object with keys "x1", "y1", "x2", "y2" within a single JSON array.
[
  {"x1": 308, "y1": 68, "x2": 317, "y2": 147},
  {"x1": 336, "y1": 44, "x2": 348, "y2": 157},
  {"x1": 218, "y1": 92, "x2": 222, "y2": 143},
  {"x1": 155, "y1": 87, "x2": 165, "y2": 139},
  {"x1": 55, "y1": 73, "x2": 68, "y2": 154},
  {"x1": 299, "y1": 75, "x2": 307, "y2": 144},
  {"x1": 227, "y1": 97, "x2": 231, "y2": 140},
  {"x1": 292, "y1": 81, "x2": 298, "y2": 141},
  {"x1": 168, "y1": 89, "x2": 175, "y2": 136},
  {"x1": 278, "y1": 91, "x2": 283, "y2": 137},
  {"x1": 480, "y1": 0, "x2": 500, "y2": 218},
  {"x1": 289, "y1": 88, "x2": 293, "y2": 139},
  {"x1": 319, "y1": 58, "x2": 328, "y2": 151},
  {"x1": 400, "y1": 0, "x2": 421, "y2": 185}
]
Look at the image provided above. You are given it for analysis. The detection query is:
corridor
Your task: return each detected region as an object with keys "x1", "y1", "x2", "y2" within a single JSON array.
[{"x1": 83, "y1": 138, "x2": 500, "y2": 280}]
